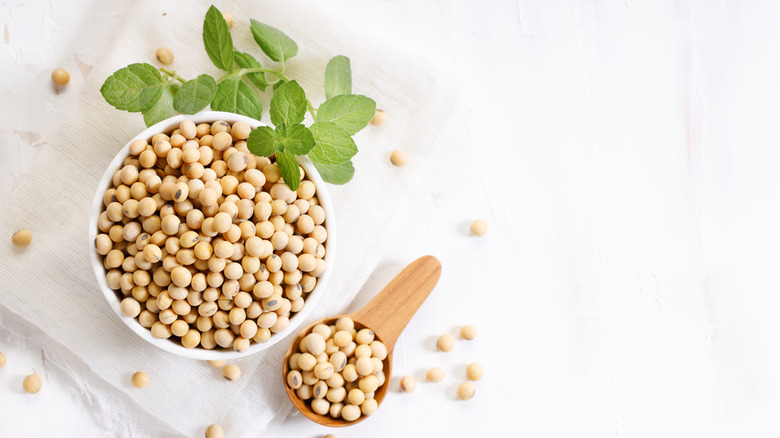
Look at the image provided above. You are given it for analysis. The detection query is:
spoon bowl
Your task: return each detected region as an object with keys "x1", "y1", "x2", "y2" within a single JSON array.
[{"x1": 282, "y1": 255, "x2": 442, "y2": 427}]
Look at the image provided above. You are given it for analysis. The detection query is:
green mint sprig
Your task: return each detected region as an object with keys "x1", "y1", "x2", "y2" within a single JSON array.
[{"x1": 99, "y1": 5, "x2": 375, "y2": 188}]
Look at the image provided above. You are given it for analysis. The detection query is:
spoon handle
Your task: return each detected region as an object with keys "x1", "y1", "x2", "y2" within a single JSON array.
[{"x1": 351, "y1": 255, "x2": 442, "y2": 349}]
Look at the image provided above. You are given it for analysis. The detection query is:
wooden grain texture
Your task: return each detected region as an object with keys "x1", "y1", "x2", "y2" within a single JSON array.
[
  {"x1": 351, "y1": 255, "x2": 442, "y2": 350},
  {"x1": 282, "y1": 256, "x2": 441, "y2": 427}
]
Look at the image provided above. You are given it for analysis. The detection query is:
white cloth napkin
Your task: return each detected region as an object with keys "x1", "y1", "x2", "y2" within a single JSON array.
[{"x1": 0, "y1": 0, "x2": 464, "y2": 436}]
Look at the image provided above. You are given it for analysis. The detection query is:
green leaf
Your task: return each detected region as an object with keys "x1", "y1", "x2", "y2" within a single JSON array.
[
  {"x1": 142, "y1": 84, "x2": 174, "y2": 127},
  {"x1": 275, "y1": 150, "x2": 302, "y2": 190},
  {"x1": 273, "y1": 79, "x2": 287, "y2": 91},
  {"x1": 173, "y1": 74, "x2": 217, "y2": 114},
  {"x1": 250, "y1": 19, "x2": 298, "y2": 63},
  {"x1": 100, "y1": 63, "x2": 166, "y2": 112},
  {"x1": 246, "y1": 126, "x2": 275, "y2": 157},
  {"x1": 233, "y1": 50, "x2": 269, "y2": 91},
  {"x1": 203, "y1": 5, "x2": 233, "y2": 71},
  {"x1": 316, "y1": 94, "x2": 376, "y2": 135},
  {"x1": 308, "y1": 121, "x2": 357, "y2": 164},
  {"x1": 272, "y1": 123, "x2": 314, "y2": 156},
  {"x1": 274, "y1": 123, "x2": 288, "y2": 152},
  {"x1": 324, "y1": 56, "x2": 351, "y2": 99},
  {"x1": 270, "y1": 80, "x2": 307, "y2": 126},
  {"x1": 211, "y1": 77, "x2": 262, "y2": 120},
  {"x1": 311, "y1": 160, "x2": 355, "y2": 185},
  {"x1": 281, "y1": 123, "x2": 315, "y2": 155}
]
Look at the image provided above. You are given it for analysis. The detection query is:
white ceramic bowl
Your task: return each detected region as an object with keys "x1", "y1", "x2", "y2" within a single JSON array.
[{"x1": 88, "y1": 111, "x2": 336, "y2": 360}]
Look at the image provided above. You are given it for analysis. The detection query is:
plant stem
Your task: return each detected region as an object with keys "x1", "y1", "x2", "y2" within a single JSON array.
[
  {"x1": 307, "y1": 100, "x2": 317, "y2": 119},
  {"x1": 217, "y1": 67, "x2": 289, "y2": 85},
  {"x1": 217, "y1": 69, "x2": 242, "y2": 84},
  {"x1": 243, "y1": 67, "x2": 285, "y2": 76},
  {"x1": 243, "y1": 67, "x2": 291, "y2": 82},
  {"x1": 159, "y1": 67, "x2": 187, "y2": 83}
]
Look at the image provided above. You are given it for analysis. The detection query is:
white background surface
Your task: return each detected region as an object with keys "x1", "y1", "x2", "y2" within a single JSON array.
[{"x1": 3, "y1": 0, "x2": 780, "y2": 437}]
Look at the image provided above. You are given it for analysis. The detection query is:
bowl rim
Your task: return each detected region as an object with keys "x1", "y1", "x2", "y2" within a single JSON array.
[{"x1": 88, "y1": 111, "x2": 336, "y2": 360}]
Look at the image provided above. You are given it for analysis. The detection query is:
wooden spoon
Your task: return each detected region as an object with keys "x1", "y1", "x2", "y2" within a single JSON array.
[{"x1": 282, "y1": 255, "x2": 442, "y2": 427}]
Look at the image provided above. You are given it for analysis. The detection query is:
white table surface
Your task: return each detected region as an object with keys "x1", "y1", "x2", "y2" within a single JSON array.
[{"x1": 3, "y1": 0, "x2": 780, "y2": 437}]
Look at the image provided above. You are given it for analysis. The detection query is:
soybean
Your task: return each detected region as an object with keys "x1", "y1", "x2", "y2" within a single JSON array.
[
  {"x1": 121, "y1": 297, "x2": 142, "y2": 318},
  {"x1": 311, "y1": 398, "x2": 330, "y2": 415},
  {"x1": 23, "y1": 374, "x2": 42, "y2": 393},
  {"x1": 457, "y1": 381, "x2": 475, "y2": 400},
  {"x1": 425, "y1": 367, "x2": 445, "y2": 382},
  {"x1": 470, "y1": 219, "x2": 488, "y2": 236},
  {"x1": 155, "y1": 47, "x2": 173, "y2": 65},
  {"x1": 131, "y1": 371, "x2": 149, "y2": 388},
  {"x1": 222, "y1": 11, "x2": 234, "y2": 28},
  {"x1": 460, "y1": 324, "x2": 477, "y2": 340},
  {"x1": 466, "y1": 363, "x2": 483, "y2": 381},
  {"x1": 221, "y1": 363, "x2": 241, "y2": 381},
  {"x1": 305, "y1": 333, "x2": 326, "y2": 356},
  {"x1": 400, "y1": 375, "x2": 416, "y2": 393},
  {"x1": 12, "y1": 229, "x2": 32, "y2": 247},
  {"x1": 287, "y1": 370, "x2": 303, "y2": 389},
  {"x1": 370, "y1": 109, "x2": 386, "y2": 125},
  {"x1": 205, "y1": 424, "x2": 224, "y2": 438},
  {"x1": 390, "y1": 149, "x2": 407, "y2": 167},
  {"x1": 51, "y1": 68, "x2": 69, "y2": 87},
  {"x1": 436, "y1": 334, "x2": 454, "y2": 352},
  {"x1": 341, "y1": 404, "x2": 361, "y2": 422}
]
